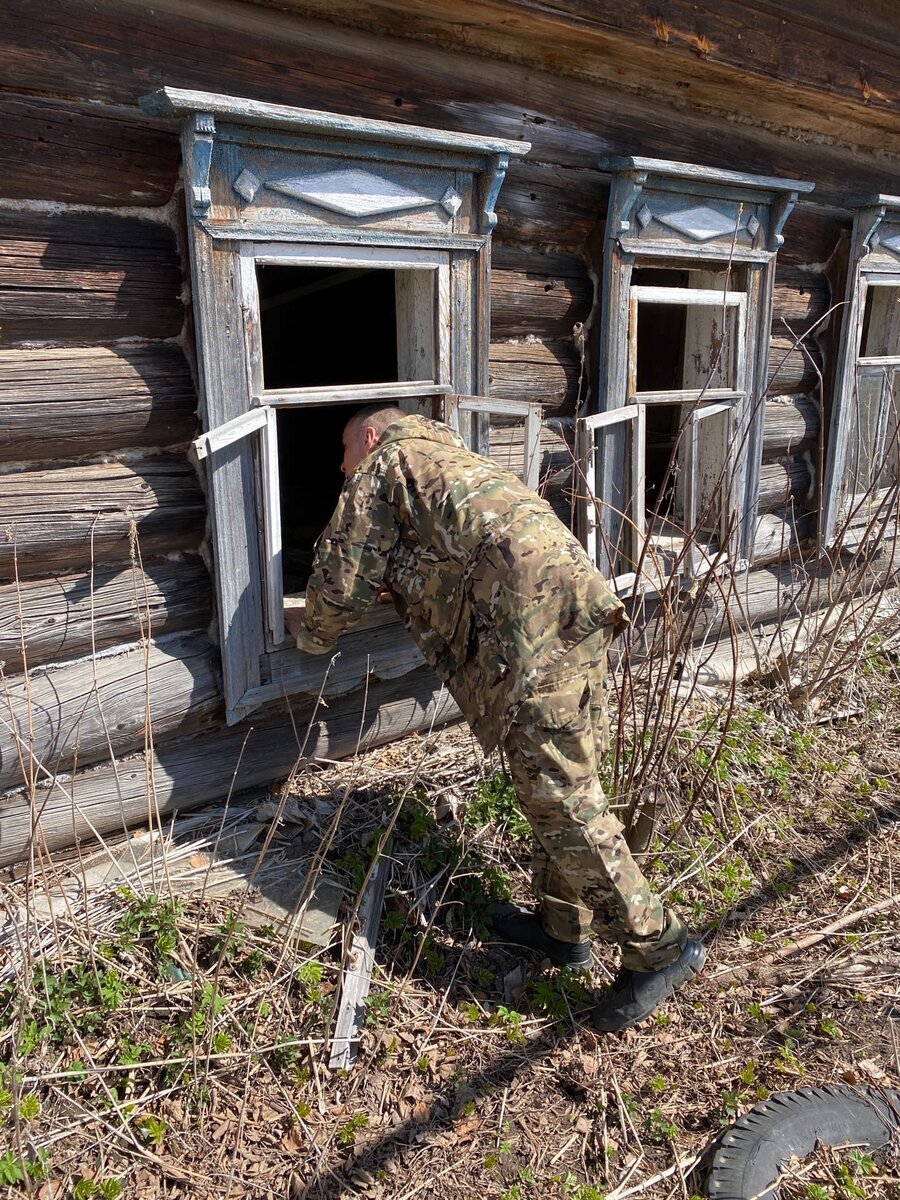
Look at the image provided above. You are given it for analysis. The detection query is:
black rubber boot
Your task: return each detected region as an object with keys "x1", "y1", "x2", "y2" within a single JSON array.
[
  {"x1": 591, "y1": 938, "x2": 706, "y2": 1031},
  {"x1": 486, "y1": 903, "x2": 592, "y2": 969}
]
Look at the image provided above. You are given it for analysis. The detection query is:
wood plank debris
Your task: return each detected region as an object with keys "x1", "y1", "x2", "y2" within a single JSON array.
[{"x1": 328, "y1": 853, "x2": 392, "y2": 1071}]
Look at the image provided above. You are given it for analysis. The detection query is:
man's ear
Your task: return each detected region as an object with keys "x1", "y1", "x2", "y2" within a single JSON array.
[{"x1": 363, "y1": 424, "x2": 379, "y2": 451}]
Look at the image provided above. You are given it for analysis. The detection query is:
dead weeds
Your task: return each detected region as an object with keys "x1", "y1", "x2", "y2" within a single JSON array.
[{"x1": 0, "y1": 648, "x2": 899, "y2": 1199}]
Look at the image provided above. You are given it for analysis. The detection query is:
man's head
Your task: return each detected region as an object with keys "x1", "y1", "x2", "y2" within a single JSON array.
[{"x1": 341, "y1": 404, "x2": 405, "y2": 476}]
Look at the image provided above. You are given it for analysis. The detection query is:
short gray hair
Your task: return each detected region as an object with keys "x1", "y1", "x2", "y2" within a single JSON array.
[{"x1": 344, "y1": 404, "x2": 406, "y2": 441}]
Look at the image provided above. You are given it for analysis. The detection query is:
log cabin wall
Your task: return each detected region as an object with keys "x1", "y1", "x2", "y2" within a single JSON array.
[{"x1": 0, "y1": 0, "x2": 898, "y2": 862}]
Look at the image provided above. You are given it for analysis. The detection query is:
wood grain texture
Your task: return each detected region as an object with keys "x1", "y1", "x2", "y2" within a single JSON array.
[
  {"x1": 495, "y1": 159, "x2": 607, "y2": 244},
  {"x1": 0, "y1": 664, "x2": 460, "y2": 866},
  {"x1": 752, "y1": 509, "x2": 814, "y2": 565},
  {"x1": 0, "y1": 211, "x2": 183, "y2": 345},
  {"x1": 488, "y1": 340, "x2": 582, "y2": 413},
  {"x1": 0, "y1": 93, "x2": 178, "y2": 207},
  {"x1": 766, "y1": 333, "x2": 821, "y2": 396},
  {"x1": 0, "y1": 631, "x2": 221, "y2": 792},
  {"x1": 245, "y1": 0, "x2": 900, "y2": 136},
  {"x1": 772, "y1": 271, "x2": 831, "y2": 331},
  {"x1": 491, "y1": 245, "x2": 593, "y2": 337},
  {"x1": 0, "y1": 456, "x2": 205, "y2": 579},
  {"x1": 473, "y1": 0, "x2": 900, "y2": 117},
  {"x1": 757, "y1": 457, "x2": 815, "y2": 515},
  {"x1": 676, "y1": 541, "x2": 900, "y2": 648},
  {"x1": 0, "y1": 346, "x2": 197, "y2": 461},
  {"x1": 3, "y1": 0, "x2": 895, "y2": 216},
  {"x1": 0, "y1": 559, "x2": 210, "y2": 674},
  {"x1": 761, "y1": 395, "x2": 821, "y2": 456}
]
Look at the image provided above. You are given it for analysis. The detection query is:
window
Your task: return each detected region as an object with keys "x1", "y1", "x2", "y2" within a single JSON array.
[
  {"x1": 583, "y1": 158, "x2": 813, "y2": 591},
  {"x1": 823, "y1": 197, "x2": 900, "y2": 547},
  {"x1": 141, "y1": 87, "x2": 529, "y2": 722}
]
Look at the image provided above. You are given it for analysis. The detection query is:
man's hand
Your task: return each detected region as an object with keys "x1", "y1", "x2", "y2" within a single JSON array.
[
  {"x1": 376, "y1": 586, "x2": 394, "y2": 605},
  {"x1": 284, "y1": 607, "x2": 304, "y2": 638}
]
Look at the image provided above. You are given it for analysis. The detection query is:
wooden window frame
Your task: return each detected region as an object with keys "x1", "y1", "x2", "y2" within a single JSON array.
[
  {"x1": 445, "y1": 393, "x2": 542, "y2": 490},
  {"x1": 585, "y1": 157, "x2": 812, "y2": 587},
  {"x1": 143, "y1": 86, "x2": 529, "y2": 723},
  {"x1": 823, "y1": 197, "x2": 900, "y2": 548}
]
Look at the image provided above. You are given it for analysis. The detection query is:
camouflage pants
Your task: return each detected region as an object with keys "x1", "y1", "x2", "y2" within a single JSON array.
[{"x1": 503, "y1": 658, "x2": 686, "y2": 971}]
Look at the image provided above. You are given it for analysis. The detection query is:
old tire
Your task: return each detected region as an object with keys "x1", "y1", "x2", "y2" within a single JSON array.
[{"x1": 706, "y1": 1085, "x2": 900, "y2": 1199}]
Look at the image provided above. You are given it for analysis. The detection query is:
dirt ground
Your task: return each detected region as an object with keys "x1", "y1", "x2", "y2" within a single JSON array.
[{"x1": 1, "y1": 652, "x2": 899, "y2": 1199}]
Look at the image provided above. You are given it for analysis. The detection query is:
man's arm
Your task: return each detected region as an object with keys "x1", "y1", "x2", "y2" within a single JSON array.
[{"x1": 294, "y1": 467, "x2": 399, "y2": 654}]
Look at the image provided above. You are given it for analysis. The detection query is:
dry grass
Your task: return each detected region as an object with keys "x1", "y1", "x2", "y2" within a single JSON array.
[{"x1": 0, "y1": 629, "x2": 899, "y2": 1200}]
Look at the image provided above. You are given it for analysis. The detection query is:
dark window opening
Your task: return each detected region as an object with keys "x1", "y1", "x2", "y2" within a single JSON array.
[
  {"x1": 257, "y1": 265, "x2": 398, "y2": 390},
  {"x1": 644, "y1": 403, "x2": 682, "y2": 520},
  {"x1": 278, "y1": 403, "x2": 366, "y2": 593}
]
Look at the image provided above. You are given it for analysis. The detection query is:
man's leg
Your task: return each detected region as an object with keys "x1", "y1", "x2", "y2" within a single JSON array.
[{"x1": 503, "y1": 665, "x2": 686, "y2": 972}]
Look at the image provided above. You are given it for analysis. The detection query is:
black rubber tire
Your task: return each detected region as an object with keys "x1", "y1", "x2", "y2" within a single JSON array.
[{"x1": 705, "y1": 1085, "x2": 900, "y2": 1199}]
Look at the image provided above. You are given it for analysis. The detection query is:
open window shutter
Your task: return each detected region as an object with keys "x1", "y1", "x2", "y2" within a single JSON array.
[
  {"x1": 193, "y1": 406, "x2": 281, "y2": 724},
  {"x1": 577, "y1": 405, "x2": 645, "y2": 589},
  {"x1": 445, "y1": 394, "x2": 542, "y2": 490},
  {"x1": 824, "y1": 278, "x2": 900, "y2": 546},
  {"x1": 677, "y1": 402, "x2": 741, "y2": 577}
]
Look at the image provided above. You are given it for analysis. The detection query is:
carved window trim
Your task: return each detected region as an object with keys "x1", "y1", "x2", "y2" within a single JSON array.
[
  {"x1": 583, "y1": 157, "x2": 813, "y2": 587},
  {"x1": 141, "y1": 87, "x2": 528, "y2": 723},
  {"x1": 822, "y1": 195, "x2": 900, "y2": 548}
]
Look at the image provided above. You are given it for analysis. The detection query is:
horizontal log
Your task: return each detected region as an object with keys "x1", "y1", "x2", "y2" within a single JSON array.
[
  {"x1": 491, "y1": 245, "x2": 593, "y2": 338},
  {"x1": 772, "y1": 270, "x2": 831, "y2": 332},
  {"x1": 776, "y1": 208, "x2": 846, "y2": 270},
  {"x1": 0, "y1": 456, "x2": 205, "y2": 580},
  {"x1": 757, "y1": 457, "x2": 815, "y2": 515},
  {"x1": 766, "y1": 334, "x2": 822, "y2": 396},
  {"x1": 681, "y1": 541, "x2": 900, "y2": 650},
  {"x1": 4, "y1": 0, "x2": 898, "y2": 212},
  {"x1": 0, "y1": 346, "x2": 197, "y2": 462},
  {"x1": 0, "y1": 665, "x2": 460, "y2": 867},
  {"x1": 0, "y1": 632, "x2": 222, "y2": 793},
  {"x1": 752, "y1": 510, "x2": 815, "y2": 566},
  {"x1": 0, "y1": 211, "x2": 183, "y2": 345},
  {"x1": 0, "y1": 559, "x2": 210, "y2": 674},
  {"x1": 762, "y1": 395, "x2": 821, "y2": 457},
  {"x1": 0, "y1": 93, "x2": 178, "y2": 207},
  {"x1": 495, "y1": 159, "x2": 607, "y2": 245},
  {"x1": 489, "y1": 340, "x2": 582, "y2": 414}
]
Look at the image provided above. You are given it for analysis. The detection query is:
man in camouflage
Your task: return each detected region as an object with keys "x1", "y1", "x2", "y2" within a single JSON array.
[{"x1": 288, "y1": 405, "x2": 704, "y2": 1029}]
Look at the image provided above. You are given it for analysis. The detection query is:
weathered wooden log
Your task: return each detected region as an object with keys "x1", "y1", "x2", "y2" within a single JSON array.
[
  {"x1": 0, "y1": 456, "x2": 205, "y2": 580},
  {"x1": 681, "y1": 542, "x2": 900, "y2": 650},
  {"x1": 752, "y1": 510, "x2": 815, "y2": 566},
  {"x1": 772, "y1": 269, "x2": 831, "y2": 331},
  {"x1": 0, "y1": 665, "x2": 460, "y2": 868},
  {"x1": 495, "y1": 159, "x2": 607, "y2": 245},
  {"x1": 766, "y1": 334, "x2": 821, "y2": 396},
  {"x1": 0, "y1": 559, "x2": 210, "y2": 674},
  {"x1": 489, "y1": 340, "x2": 582, "y2": 414},
  {"x1": 0, "y1": 631, "x2": 222, "y2": 793},
  {"x1": 0, "y1": 211, "x2": 183, "y2": 345},
  {"x1": 0, "y1": 346, "x2": 197, "y2": 462},
  {"x1": 2, "y1": 0, "x2": 898, "y2": 210},
  {"x1": 0, "y1": 93, "x2": 178, "y2": 207},
  {"x1": 757, "y1": 458, "x2": 815, "y2": 515},
  {"x1": 762, "y1": 395, "x2": 820, "y2": 457},
  {"x1": 776, "y1": 208, "x2": 846, "y2": 270},
  {"x1": 491, "y1": 245, "x2": 593, "y2": 338}
]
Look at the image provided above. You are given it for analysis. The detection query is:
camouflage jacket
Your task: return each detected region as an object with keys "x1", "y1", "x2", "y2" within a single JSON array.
[{"x1": 297, "y1": 414, "x2": 626, "y2": 751}]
